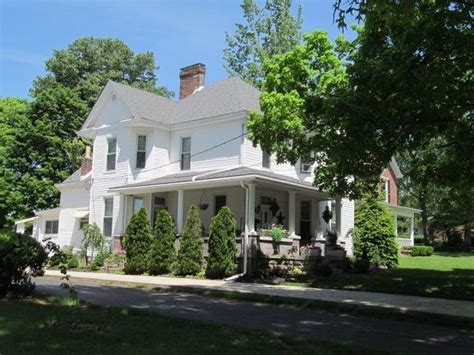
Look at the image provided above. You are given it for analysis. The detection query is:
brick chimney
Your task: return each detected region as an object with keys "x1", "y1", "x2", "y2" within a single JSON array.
[
  {"x1": 80, "y1": 146, "x2": 93, "y2": 176},
  {"x1": 179, "y1": 63, "x2": 206, "y2": 100}
]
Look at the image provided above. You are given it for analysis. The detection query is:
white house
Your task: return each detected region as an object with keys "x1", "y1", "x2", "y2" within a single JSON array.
[{"x1": 18, "y1": 63, "x2": 358, "y2": 255}]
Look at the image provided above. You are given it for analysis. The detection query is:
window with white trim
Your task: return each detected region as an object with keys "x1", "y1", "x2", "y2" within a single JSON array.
[
  {"x1": 384, "y1": 179, "x2": 391, "y2": 203},
  {"x1": 45, "y1": 220, "x2": 59, "y2": 234},
  {"x1": 103, "y1": 197, "x2": 114, "y2": 237},
  {"x1": 300, "y1": 161, "x2": 312, "y2": 173},
  {"x1": 133, "y1": 196, "x2": 144, "y2": 214},
  {"x1": 262, "y1": 150, "x2": 271, "y2": 169},
  {"x1": 136, "y1": 135, "x2": 146, "y2": 169},
  {"x1": 106, "y1": 138, "x2": 117, "y2": 171},
  {"x1": 181, "y1": 137, "x2": 191, "y2": 170}
]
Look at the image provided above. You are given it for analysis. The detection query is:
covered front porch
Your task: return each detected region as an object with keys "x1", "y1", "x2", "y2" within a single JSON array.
[{"x1": 110, "y1": 167, "x2": 351, "y2": 256}]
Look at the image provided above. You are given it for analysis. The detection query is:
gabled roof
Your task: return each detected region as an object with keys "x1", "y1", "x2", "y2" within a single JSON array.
[
  {"x1": 173, "y1": 77, "x2": 260, "y2": 123},
  {"x1": 81, "y1": 77, "x2": 261, "y2": 131},
  {"x1": 389, "y1": 157, "x2": 403, "y2": 180},
  {"x1": 108, "y1": 81, "x2": 176, "y2": 124}
]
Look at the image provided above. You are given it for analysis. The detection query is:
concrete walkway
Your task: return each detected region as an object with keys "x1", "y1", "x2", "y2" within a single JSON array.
[{"x1": 44, "y1": 270, "x2": 474, "y2": 319}]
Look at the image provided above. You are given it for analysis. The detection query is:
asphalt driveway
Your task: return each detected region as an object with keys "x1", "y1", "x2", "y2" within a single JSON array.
[{"x1": 36, "y1": 278, "x2": 474, "y2": 354}]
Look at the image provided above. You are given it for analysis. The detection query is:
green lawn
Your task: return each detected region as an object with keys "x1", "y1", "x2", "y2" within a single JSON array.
[
  {"x1": 286, "y1": 252, "x2": 474, "y2": 301},
  {"x1": 0, "y1": 296, "x2": 383, "y2": 355}
]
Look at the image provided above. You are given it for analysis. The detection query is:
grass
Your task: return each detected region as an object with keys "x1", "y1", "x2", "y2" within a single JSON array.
[
  {"x1": 0, "y1": 295, "x2": 385, "y2": 355},
  {"x1": 39, "y1": 276, "x2": 474, "y2": 330},
  {"x1": 285, "y1": 252, "x2": 474, "y2": 301}
]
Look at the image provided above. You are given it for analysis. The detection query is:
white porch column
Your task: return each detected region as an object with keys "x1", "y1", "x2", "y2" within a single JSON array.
[
  {"x1": 394, "y1": 213, "x2": 398, "y2": 235},
  {"x1": 177, "y1": 189, "x2": 184, "y2": 235},
  {"x1": 335, "y1": 198, "x2": 342, "y2": 237},
  {"x1": 115, "y1": 194, "x2": 126, "y2": 235},
  {"x1": 248, "y1": 183, "x2": 256, "y2": 233},
  {"x1": 410, "y1": 215, "x2": 415, "y2": 246},
  {"x1": 288, "y1": 190, "x2": 296, "y2": 236}
]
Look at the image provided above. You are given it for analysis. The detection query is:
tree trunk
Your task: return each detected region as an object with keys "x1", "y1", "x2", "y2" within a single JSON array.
[
  {"x1": 419, "y1": 193, "x2": 430, "y2": 244},
  {"x1": 464, "y1": 222, "x2": 472, "y2": 248}
]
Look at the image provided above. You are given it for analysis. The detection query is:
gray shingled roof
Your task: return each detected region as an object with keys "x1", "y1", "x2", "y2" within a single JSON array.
[
  {"x1": 109, "y1": 82, "x2": 176, "y2": 124},
  {"x1": 110, "y1": 167, "x2": 315, "y2": 190},
  {"x1": 61, "y1": 168, "x2": 92, "y2": 184},
  {"x1": 109, "y1": 77, "x2": 260, "y2": 125}
]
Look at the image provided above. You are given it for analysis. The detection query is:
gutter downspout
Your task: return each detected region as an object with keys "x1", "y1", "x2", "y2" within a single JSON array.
[{"x1": 225, "y1": 180, "x2": 249, "y2": 281}]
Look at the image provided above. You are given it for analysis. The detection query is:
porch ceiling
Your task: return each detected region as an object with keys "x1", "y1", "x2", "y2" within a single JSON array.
[{"x1": 108, "y1": 166, "x2": 332, "y2": 199}]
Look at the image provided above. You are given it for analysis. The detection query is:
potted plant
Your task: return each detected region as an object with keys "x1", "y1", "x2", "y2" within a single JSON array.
[{"x1": 271, "y1": 226, "x2": 283, "y2": 254}]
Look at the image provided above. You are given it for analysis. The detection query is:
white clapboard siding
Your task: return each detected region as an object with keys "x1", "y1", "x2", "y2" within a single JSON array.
[{"x1": 57, "y1": 184, "x2": 90, "y2": 249}]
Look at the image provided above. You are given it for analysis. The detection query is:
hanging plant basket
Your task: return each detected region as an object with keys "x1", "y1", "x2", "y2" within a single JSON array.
[{"x1": 199, "y1": 190, "x2": 209, "y2": 210}]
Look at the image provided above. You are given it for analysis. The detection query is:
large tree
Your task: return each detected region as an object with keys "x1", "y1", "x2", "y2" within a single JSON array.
[
  {"x1": 0, "y1": 98, "x2": 51, "y2": 230},
  {"x1": 249, "y1": 1, "x2": 473, "y2": 199},
  {"x1": 224, "y1": 0, "x2": 303, "y2": 88},
  {"x1": 2, "y1": 38, "x2": 171, "y2": 228}
]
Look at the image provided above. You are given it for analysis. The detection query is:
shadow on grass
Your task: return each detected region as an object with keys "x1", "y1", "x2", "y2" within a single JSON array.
[
  {"x1": 0, "y1": 296, "x2": 381, "y2": 355},
  {"x1": 306, "y1": 267, "x2": 474, "y2": 301}
]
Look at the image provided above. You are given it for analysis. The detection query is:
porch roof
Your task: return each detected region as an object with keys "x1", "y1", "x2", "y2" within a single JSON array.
[{"x1": 109, "y1": 166, "x2": 331, "y2": 198}]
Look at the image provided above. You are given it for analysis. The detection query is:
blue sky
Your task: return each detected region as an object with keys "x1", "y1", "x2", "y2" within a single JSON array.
[{"x1": 0, "y1": 0, "x2": 355, "y2": 99}]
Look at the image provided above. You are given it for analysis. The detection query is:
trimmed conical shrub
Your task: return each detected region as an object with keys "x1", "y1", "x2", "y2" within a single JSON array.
[
  {"x1": 148, "y1": 209, "x2": 176, "y2": 275},
  {"x1": 123, "y1": 207, "x2": 153, "y2": 274},
  {"x1": 353, "y1": 194, "x2": 399, "y2": 268},
  {"x1": 174, "y1": 205, "x2": 203, "y2": 276},
  {"x1": 206, "y1": 206, "x2": 237, "y2": 279}
]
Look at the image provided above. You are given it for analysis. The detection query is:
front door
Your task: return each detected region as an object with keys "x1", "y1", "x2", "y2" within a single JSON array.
[
  {"x1": 152, "y1": 195, "x2": 166, "y2": 228},
  {"x1": 300, "y1": 200, "x2": 311, "y2": 244}
]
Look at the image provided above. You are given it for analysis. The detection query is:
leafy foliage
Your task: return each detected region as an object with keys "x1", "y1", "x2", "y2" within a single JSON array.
[
  {"x1": 81, "y1": 223, "x2": 105, "y2": 264},
  {"x1": 1, "y1": 38, "x2": 172, "y2": 230},
  {"x1": 206, "y1": 207, "x2": 237, "y2": 279},
  {"x1": 353, "y1": 194, "x2": 399, "y2": 268},
  {"x1": 271, "y1": 226, "x2": 283, "y2": 242},
  {"x1": 224, "y1": 0, "x2": 303, "y2": 88},
  {"x1": 249, "y1": 1, "x2": 473, "y2": 200},
  {"x1": 409, "y1": 246, "x2": 434, "y2": 257},
  {"x1": 0, "y1": 98, "x2": 46, "y2": 230},
  {"x1": 0, "y1": 232, "x2": 48, "y2": 297},
  {"x1": 148, "y1": 209, "x2": 177, "y2": 275},
  {"x1": 123, "y1": 208, "x2": 153, "y2": 274},
  {"x1": 175, "y1": 205, "x2": 204, "y2": 276}
]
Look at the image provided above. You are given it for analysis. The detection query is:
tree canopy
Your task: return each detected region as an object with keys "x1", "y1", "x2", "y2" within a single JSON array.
[
  {"x1": 249, "y1": 1, "x2": 473, "y2": 200},
  {"x1": 224, "y1": 0, "x2": 303, "y2": 88}
]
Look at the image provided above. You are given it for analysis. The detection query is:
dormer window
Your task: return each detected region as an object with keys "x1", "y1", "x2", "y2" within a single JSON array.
[
  {"x1": 136, "y1": 135, "x2": 147, "y2": 169},
  {"x1": 106, "y1": 138, "x2": 117, "y2": 171},
  {"x1": 181, "y1": 137, "x2": 191, "y2": 170},
  {"x1": 300, "y1": 161, "x2": 312, "y2": 173},
  {"x1": 262, "y1": 150, "x2": 271, "y2": 169}
]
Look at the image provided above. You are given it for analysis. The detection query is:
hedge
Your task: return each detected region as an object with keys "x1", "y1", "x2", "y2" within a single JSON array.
[{"x1": 409, "y1": 245, "x2": 434, "y2": 257}]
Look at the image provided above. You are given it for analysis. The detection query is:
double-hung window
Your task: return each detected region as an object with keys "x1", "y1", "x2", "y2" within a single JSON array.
[
  {"x1": 136, "y1": 135, "x2": 146, "y2": 169},
  {"x1": 262, "y1": 150, "x2": 271, "y2": 169},
  {"x1": 106, "y1": 138, "x2": 117, "y2": 171},
  {"x1": 45, "y1": 220, "x2": 59, "y2": 234},
  {"x1": 103, "y1": 197, "x2": 114, "y2": 237},
  {"x1": 181, "y1": 137, "x2": 191, "y2": 170}
]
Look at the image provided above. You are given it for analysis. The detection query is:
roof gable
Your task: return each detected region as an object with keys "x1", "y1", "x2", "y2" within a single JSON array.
[{"x1": 79, "y1": 77, "x2": 261, "y2": 132}]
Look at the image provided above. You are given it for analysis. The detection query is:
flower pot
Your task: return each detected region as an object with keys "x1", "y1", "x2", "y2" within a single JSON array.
[{"x1": 198, "y1": 203, "x2": 209, "y2": 210}]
